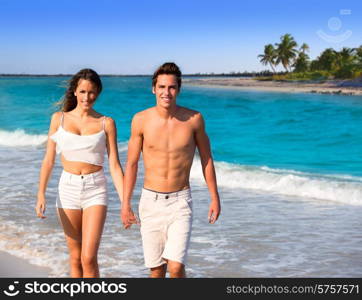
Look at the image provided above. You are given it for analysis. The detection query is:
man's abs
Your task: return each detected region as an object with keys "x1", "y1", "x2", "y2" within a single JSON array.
[
  {"x1": 142, "y1": 149, "x2": 195, "y2": 193},
  {"x1": 141, "y1": 106, "x2": 198, "y2": 192}
]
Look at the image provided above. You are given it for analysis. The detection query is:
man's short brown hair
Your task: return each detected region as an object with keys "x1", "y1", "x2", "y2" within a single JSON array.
[{"x1": 152, "y1": 62, "x2": 182, "y2": 89}]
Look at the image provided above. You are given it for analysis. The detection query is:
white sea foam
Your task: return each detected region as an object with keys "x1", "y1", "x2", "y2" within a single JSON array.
[
  {"x1": 0, "y1": 129, "x2": 48, "y2": 146},
  {"x1": 117, "y1": 141, "x2": 129, "y2": 153},
  {"x1": 0, "y1": 218, "x2": 145, "y2": 277},
  {"x1": 0, "y1": 128, "x2": 360, "y2": 206},
  {"x1": 190, "y1": 156, "x2": 362, "y2": 205},
  {"x1": 0, "y1": 129, "x2": 129, "y2": 152},
  {"x1": 0, "y1": 220, "x2": 68, "y2": 277}
]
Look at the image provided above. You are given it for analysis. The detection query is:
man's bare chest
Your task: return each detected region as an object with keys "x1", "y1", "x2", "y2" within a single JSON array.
[{"x1": 143, "y1": 123, "x2": 195, "y2": 153}]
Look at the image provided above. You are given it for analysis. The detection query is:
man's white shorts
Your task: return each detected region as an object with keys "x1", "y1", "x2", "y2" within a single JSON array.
[{"x1": 139, "y1": 188, "x2": 193, "y2": 268}]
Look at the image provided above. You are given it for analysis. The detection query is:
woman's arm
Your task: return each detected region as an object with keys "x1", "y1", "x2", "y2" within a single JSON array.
[
  {"x1": 105, "y1": 117, "x2": 124, "y2": 203},
  {"x1": 36, "y1": 112, "x2": 60, "y2": 218}
]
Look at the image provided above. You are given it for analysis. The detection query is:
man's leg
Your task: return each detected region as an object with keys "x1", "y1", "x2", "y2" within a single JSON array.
[
  {"x1": 162, "y1": 192, "x2": 192, "y2": 278},
  {"x1": 139, "y1": 190, "x2": 168, "y2": 277},
  {"x1": 150, "y1": 264, "x2": 167, "y2": 278},
  {"x1": 167, "y1": 260, "x2": 186, "y2": 278}
]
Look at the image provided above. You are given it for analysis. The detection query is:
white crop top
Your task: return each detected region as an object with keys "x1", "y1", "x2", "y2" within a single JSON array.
[{"x1": 50, "y1": 112, "x2": 107, "y2": 166}]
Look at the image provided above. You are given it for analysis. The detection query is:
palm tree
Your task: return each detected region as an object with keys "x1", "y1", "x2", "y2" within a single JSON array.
[
  {"x1": 293, "y1": 52, "x2": 310, "y2": 72},
  {"x1": 300, "y1": 43, "x2": 310, "y2": 54},
  {"x1": 336, "y1": 47, "x2": 355, "y2": 66},
  {"x1": 314, "y1": 48, "x2": 338, "y2": 71},
  {"x1": 356, "y1": 45, "x2": 362, "y2": 69},
  {"x1": 334, "y1": 47, "x2": 359, "y2": 78},
  {"x1": 275, "y1": 34, "x2": 298, "y2": 72},
  {"x1": 258, "y1": 44, "x2": 277, "y2": 73},
  {"x1": 356, "y1": 45, "x2": 362, "y2": 60}
]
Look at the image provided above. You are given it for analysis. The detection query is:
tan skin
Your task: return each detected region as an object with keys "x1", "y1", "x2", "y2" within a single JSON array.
[
  {"x1": 36, "y1": 79, "x2": 124, "y2": 278},
  {"x1": 122, "y1": 74, "x2": 221, "y2": 278}
]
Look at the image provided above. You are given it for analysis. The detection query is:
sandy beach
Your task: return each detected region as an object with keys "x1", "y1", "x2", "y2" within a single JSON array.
[
  {"x1": 0, "y1": 251, "x2": 50, "y2": 277},
  {"x1": 184, "y1": 77, "x2": 362, "y2": 96}
]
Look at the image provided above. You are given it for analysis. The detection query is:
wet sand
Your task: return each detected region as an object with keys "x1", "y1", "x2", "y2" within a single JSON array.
[{"x1": 0, "y1": 251, "x2": 50, "y2": 277}]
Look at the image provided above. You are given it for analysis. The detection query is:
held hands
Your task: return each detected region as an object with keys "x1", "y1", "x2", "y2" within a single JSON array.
[
  {"x1": 208, "y1": 199, "x2": 221, "y2": 224},
  {"x1": 121, "y1": 204, "x2": 140, "y2": 229},
  {"x1": 36, "y1": 195, "x2": 47, "y2": 219}
]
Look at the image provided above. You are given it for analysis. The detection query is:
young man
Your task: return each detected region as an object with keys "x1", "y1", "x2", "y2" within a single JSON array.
[{"x1": 122, "y1": 62, "x2": 221, "y2": 278}]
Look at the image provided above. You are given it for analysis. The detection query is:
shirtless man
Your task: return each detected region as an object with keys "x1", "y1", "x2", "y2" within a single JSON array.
[{"x1": 122, "y1": 62, "x2": 221, "y2": 278}]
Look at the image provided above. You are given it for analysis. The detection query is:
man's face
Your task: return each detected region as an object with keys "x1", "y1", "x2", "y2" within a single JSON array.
[{"x1": 152, "y1": 74, "x2": 179, "y2": 109}]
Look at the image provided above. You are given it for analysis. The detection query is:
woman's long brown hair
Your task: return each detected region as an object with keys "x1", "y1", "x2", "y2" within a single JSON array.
[{"x1": 57, "y1": 68, "x2": 102, "y2": 112}]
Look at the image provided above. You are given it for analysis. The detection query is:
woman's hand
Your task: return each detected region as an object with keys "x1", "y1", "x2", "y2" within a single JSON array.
[
  {"x1": 121, "y1": 205, "x2": 139, "y2": 229},
  {"x1": 36, "y1": 194, "x2": 47, "y2": 219}
]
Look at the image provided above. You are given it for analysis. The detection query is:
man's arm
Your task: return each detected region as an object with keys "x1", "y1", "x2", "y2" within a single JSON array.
[
  {"x1": 121, "y1": 113, "x2": 143, "y2": 229},
  {"x1": 194, "y1": 113, "x2": 221, "y2": 224}
]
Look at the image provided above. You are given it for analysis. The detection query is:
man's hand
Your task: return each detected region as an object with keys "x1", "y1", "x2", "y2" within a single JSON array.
[
  {"x1": 208, "y1": 200, "x2": 220, "y2": 224},
  {"x1": 121, "y1": 206, "x2": 139, "y2": 229}
]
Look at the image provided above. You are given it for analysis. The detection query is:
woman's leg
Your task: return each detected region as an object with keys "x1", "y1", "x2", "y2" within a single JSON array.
[
  {"x1": 57, "y1": 208, "x2": 83, "y2": 278},
  {"x1": 81, "y1": 205, "x2": 107, "y2": 278}
]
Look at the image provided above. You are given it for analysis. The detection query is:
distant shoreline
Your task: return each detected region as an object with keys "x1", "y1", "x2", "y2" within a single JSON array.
[
  {"x1": 183, "y1": 77, "x2": 362, "y2": 96},
  {"x1": 0, "y1": 74, "x2": 152, "y2": 77},
  {"x1": 0, "y1": 73, "x2": 261, "y2": 78},
  {"x1": 2, "y1": 74, "x2": 362, "y2": 96}
]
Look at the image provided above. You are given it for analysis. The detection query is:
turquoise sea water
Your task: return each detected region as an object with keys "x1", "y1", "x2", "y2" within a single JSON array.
[
  {"x1": 1, "y1": 76, "x2": 362, "y2": 176},
  {"x1": 0, "y1": 76, "x2": 361, "y2": 277}
]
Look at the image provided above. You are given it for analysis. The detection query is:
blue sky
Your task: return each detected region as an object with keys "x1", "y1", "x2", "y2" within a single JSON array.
[{"x1": 0, "y1": 0, "x2": 361, "y2": 74}]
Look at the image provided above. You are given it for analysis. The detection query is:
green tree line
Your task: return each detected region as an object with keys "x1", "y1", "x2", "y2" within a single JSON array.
[{"x1": 258, "y1": 34, "x2": 362, "y2": 80}]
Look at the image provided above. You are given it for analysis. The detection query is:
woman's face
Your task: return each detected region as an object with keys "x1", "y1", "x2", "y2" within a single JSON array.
[{"x1": 74, "y1": 79, "x2": 99, "y2": 110}]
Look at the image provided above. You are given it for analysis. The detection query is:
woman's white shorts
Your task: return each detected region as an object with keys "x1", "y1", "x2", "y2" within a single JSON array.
[
  {"x1": 57, "y1": 169, "x2": 108, "y2": 210},
  {"x1": 139, "y1": 188, "x2": 193, "y2": 268}
]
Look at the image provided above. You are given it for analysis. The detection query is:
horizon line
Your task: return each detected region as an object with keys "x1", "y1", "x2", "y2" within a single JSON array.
[{"x1": 0, "y1": 71, "x2": 274, "y2": 77}]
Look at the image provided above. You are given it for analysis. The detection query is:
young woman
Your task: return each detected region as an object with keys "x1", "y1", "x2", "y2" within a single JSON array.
[{"x1": 36, "y1": 69, "x2": 124, "y2": 278}]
